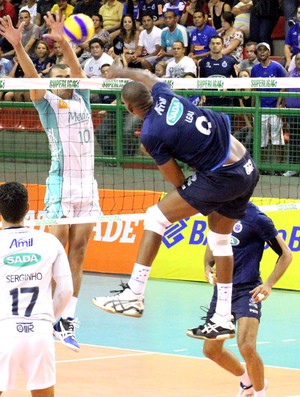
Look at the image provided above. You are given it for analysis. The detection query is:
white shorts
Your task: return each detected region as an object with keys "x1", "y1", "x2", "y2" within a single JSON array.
[
  {"x1": 261, "y1": 114, "x2": 284, "y2": 147},
  {"x1": 0, "y1": 319, "x2": 55, "y2": 391},
  {"x1": 45, "y1": 176, "x2": 102, "y2": 219}
]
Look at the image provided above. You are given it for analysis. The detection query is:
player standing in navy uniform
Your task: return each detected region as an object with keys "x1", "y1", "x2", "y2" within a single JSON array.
[
  {"x1": 187, "y1": 202, "x2": 292, "y2": 396},
  {"x1": 93, "y1": 65, "x2": 259, "y2": 340}
]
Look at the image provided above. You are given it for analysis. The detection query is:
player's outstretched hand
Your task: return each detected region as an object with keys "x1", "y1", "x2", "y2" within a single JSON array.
[
  {"x1": 0, "y1": 16, "x2": 24, "y2": 47},
  {"x1": 43, "y1": 11, "x2": 65, "y2": 42},
  {"x1": 106, "y1": 62, "x2": 123, "y2": 79}
]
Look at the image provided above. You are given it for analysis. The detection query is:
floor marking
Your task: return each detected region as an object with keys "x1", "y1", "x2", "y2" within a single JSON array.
[
  {"x1": 256, "y1": 341, "x2": 271, "y2": 345},
  {"x1": 282, "y1": 339, "x2": 297, "y2": 342},
  {"x1": 173, "y1": 349, "x2": 188, "y2": 352},
  {"x1": 57, "y1": 351, "x2": 153, "y2": 364}
]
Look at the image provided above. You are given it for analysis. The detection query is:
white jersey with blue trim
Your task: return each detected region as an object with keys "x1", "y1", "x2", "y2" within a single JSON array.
[
  {"x1": 0, "y1": 227, "x2": 71, "y2": 323},
  {"x1": 33, "y1": 89, "x2": 95, "y2": 180}
]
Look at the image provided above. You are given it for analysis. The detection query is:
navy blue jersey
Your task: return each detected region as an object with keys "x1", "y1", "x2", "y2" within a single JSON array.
[
  {"x1": 231, "y1": 202, "x2": 278, "y2": 286},
  {"x1": 250, "y1": 61, "x2": 286, "y2": 107},
  {"x1": 141, "y1": 82, "x2": 231, "y2": 171},
  {"x1": 199, "y1": 55, "x2": 237, "y2": 78}
]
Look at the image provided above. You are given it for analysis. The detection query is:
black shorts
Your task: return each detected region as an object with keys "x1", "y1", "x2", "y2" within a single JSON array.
[
  {"x1": 207, "y1": 284, "x2": 262, "y2": 322},
  {"x1": 178, "y1": 152, "x2": 259, "y2": 219}
]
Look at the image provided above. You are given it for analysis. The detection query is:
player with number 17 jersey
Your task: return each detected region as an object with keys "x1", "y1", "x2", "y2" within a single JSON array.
[{"x1": 0, "y1": 227, "x2": 71, "y2": 322}]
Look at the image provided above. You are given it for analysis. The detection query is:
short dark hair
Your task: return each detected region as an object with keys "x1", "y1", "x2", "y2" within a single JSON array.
[
  {"x1": 221, "y1": 11, "x2": 235, "y2": 25},
  {"x1": 49, "y1": 63, "x2": 70, "y2": 77},
  {"x1": 0, "y1": 182, "x2": 28, "y2": 223},
  {"x1": 89, "y1": 37, "x2": 104, "y2": 48},
  {"x1": 209, "y1": 35, "x2": 224, "y2": 44},
  {"x1": 141, "y1": 13, "x2": 154, "y2": 21}
]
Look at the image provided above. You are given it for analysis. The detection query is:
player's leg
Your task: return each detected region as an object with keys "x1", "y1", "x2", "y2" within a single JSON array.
[
  {"x1": 237, "y1": 317, "x2": 267, "y2": 396},
  {"x1": 31, "y1": 386, "x2": 55, "y2": 397},
  {"x1": 269, "y1": 115, "x2": 284, "y2": 165},
  {"x1": 202, "y1": 339, "x2": 245, "y2": 376},
  {"x1": 93, "y1": 189, "x2": 200, "y2": 317},
  {"x1": 54, "y1": 223, "x2": 94, "y2": 352}
]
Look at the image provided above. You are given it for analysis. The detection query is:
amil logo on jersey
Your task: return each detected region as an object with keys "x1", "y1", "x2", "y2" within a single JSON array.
[
  {"x1": 9, "y1": 238, "x2": 33, "y2": 249},
  {"x1": 4, "y1": 253, "x2": 42, "y2": 267}
]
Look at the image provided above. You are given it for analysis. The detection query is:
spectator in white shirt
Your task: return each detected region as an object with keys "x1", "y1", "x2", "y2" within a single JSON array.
[
  {"x1": 83, "y1": 37, "x2": 113, "y2": 77},
  {"x1": 166, "y1": 40, "x2": 197, "y2": 77},
  {"x1": 129, "y1": 13, "x2": 162, "y2": 71}
]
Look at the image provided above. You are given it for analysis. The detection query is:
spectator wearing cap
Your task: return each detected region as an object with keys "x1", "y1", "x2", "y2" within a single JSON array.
[
  {"x1": 284, "y1": 5, "x2": 300, "y2": 71},
  {"x1": 251, "y1": 42, "x2": 287, "y2": 166}
]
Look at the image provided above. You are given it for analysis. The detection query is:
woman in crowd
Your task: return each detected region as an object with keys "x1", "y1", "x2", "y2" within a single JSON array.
[
  {"x1": 219, "y1": 11, "x2": 244, "y2": 62},
  {"x1": 109, "y1": 14, "x2": 139, "y2": 64},
  {"x1": 208, "y1": 0, "x2": 231, "y2": 31}
]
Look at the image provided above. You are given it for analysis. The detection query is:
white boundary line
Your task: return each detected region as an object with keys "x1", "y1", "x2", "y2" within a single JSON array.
[{"x1": 55, "y1": 341, "x2": 300, "y2": 371}]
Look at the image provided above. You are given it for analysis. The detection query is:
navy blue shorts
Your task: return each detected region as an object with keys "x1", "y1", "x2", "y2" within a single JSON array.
[
  {"x1": 206, "y1": 284, "x2": 262, "y2": 322},
  {"x1": 178, "y1": 152, "x2": 259, "y2": 219}
]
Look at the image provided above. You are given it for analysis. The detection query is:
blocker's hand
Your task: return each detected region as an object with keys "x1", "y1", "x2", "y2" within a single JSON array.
[
  {"x1": 0, "y1": 15, "x2": 24, "y2": 47},
  {"x1": 106, "y1": 62, "x2": 123, "y2": 79},
  {"x1": 43, "y1": 11, "x2": 65, "y2": 42}
]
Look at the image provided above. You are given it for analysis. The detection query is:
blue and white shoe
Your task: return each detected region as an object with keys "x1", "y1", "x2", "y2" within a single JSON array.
[{"x1": 53, "y1": 317, "x2": 80, "y2": 352}]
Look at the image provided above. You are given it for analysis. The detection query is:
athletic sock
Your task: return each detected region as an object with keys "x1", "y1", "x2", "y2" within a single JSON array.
[
  {"x1": 215, "y1": 282, "x2": 233, "y2": 318},
  {"x1": 128, "y1": 263, "x2": 150, "y2": 295},
  {"x1": 254, "y1": 389, "x2": 265, "y2": 397},
  {"x1": 240, "y1": 369, "x2": 252, "y2": 388},
  {"x1": 61, "y1": 296, "x2": 78, "y2": 319}
]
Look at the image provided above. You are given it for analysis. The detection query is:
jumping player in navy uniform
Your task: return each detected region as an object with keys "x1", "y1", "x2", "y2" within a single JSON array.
[
  {"x1": 187, "y1": 202, "x2": 292, "y2": 396},
  {"x1": 93, "y1": 64, "x2": 259, "y2": 340}
]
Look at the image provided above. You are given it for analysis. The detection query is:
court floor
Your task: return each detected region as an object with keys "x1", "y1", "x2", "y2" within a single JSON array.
[{"x1": 6, "y1": 273, "x2": 300, "y2": 396}]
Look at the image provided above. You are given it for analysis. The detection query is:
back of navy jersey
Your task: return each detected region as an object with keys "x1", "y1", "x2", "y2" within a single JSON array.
[
  {"x1": 141, "y1": 82, "x2": 231, "y2": 171},
  {"x1": 231, "y1": 202, "x2": 278, "y2": 286}
]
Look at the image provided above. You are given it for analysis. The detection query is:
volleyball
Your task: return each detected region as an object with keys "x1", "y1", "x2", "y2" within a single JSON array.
[{"x1": 63, "y1": 14, "x2": 95, "y2": 45}]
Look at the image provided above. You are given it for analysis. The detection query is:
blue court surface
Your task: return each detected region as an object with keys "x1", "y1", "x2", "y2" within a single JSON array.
[{"x1": 77, "y1": 273, "x2": 300, "y2": 370}]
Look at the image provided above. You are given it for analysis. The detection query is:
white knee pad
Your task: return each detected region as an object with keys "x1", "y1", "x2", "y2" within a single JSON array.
[
  {"x1": 144, "y1": 205, "x2": 172, "y2": 236},
  {"x1": 207, "y1": 230, "x2": 233, "y2": 256}
]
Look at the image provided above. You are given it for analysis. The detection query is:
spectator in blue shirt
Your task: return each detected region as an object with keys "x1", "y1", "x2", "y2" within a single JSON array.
[
  {"x1": 189, "y1": 10, "x2": 217, "y2": 61},
  {"x1": 251, "y1": 42, "x2": 287, "y2": 166},
  {"x1": 284, "y1": 5, "x2": 300, "y2": 71}
]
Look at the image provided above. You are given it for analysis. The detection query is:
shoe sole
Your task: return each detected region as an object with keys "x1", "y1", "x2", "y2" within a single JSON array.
[
  {"x1": 186, "y1": 330, "x2": 235, "y2": 340},
  {"x1": 53, "y1": 334, "x2": 80, "y2": 353},
  {"x1": 92, "y1": 298, "x2": 143, "y2": 318}
]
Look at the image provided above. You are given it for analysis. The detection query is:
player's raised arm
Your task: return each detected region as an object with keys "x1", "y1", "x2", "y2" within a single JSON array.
[
  {"x1": 43, "y1": 12, "x2": 85, "y2": 78},
  {"x1": 0, "y1": 15, "x2": 46, "y2": 101},
  {"x1": 106, "y1": 63, "x2": 159, "y2": 90}
]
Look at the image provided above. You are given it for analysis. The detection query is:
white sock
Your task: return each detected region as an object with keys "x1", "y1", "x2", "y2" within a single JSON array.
[
  {"x1": 128, "y1": 263, "x2": 151, "y2": 295},
  {"x1": 254, "y1": 390, "x2": 265, "y2": 397},
  {"x1": 215, "y1": 283, "x2": 232, "y2": 318},
  {"x1": 61, "y1": 296, "x2": 78, "y2": 319},
  {"x1": 240, "y1": 369, "x2": 252, "y2": 387}
]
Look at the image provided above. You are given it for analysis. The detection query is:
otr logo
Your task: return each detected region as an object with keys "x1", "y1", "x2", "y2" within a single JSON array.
[{"x1": 16, "y1": 322, "x2": 34, "y2": 333}]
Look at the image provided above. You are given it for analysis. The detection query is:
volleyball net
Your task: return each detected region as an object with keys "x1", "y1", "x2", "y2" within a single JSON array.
[{"x1": 0, "y1": 77, "x2": 300, "y2": 229}]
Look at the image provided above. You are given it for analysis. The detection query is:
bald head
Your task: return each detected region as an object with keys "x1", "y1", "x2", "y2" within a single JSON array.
[{"x1": 121, "y1": 81, "x2": 153, "y2": 113}]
